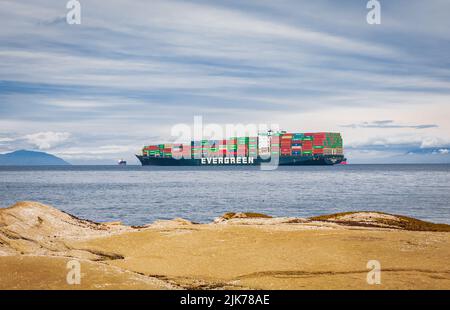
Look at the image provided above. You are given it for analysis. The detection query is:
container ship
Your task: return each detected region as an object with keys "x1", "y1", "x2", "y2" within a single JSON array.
[{"x1": 137, "y1": 131, "x2": 345, "y2": 166}]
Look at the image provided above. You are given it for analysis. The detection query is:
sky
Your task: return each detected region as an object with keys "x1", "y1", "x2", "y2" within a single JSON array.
[{"x1": 0, "y1": 0, "x2": 449, "y2": 164}]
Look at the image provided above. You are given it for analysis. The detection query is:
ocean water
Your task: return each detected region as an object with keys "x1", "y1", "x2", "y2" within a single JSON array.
[{"x1": 0, "y1": 164, "x2": 449, "y2": 226}]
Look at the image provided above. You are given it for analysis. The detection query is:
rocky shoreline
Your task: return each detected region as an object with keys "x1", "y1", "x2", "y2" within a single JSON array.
[{"x1": 1, "y1": 201, "x2": 449, "y2": 289}]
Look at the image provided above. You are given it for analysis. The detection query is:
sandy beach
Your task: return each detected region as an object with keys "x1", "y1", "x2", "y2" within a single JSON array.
[{"x1": 1, "y1": 201, "x2": 449, "y2": 290}]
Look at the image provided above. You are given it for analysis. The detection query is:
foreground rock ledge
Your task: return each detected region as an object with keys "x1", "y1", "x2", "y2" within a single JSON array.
[{"x1": 1, "y1": 201, "x2": 449, "y2": 290}]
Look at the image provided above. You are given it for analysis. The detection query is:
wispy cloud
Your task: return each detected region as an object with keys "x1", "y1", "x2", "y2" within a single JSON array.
[
  {"x1": 23, "y1": 131, "x2": 71, "y2": 150},
  {"x1": 342, "y1": 120, "x2": 438, "y2": 129}
]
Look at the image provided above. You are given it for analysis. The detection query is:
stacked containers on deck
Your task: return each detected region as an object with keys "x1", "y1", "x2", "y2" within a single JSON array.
[
  {"x1": 218, "y1": 139, "x2": 227, "y2": 157},
  {"x1": 191, "y1": 140, "x2": 202, "y2": 158},
  {"x1": 312, "y1": 133, "x2": 325, "y2": 155},
  {"x1": 143, "y1": 145, "x2": 160, "y2": 157},
  {"x1": 258, "y1": 133, "x2": 270, "y2": 157},
  {"x1": 291, "y1": 133, "x2": 303, "y2": 156},
  {"x1": 248, "y1": 136, "x2": 258, "y2": 158},
  {"x1": 205, "y1": 140, "x2": 221, "y2": 157},
  {"x1": 227, "y1": 137, "x2": 237, "y2": 157},
  {"x1": 212, "y1": 140, "x2": 219, "y2": 157},
  {"x1": 323, "y1": 133, "x2": 343, "y2": 155},
  {"x1": 162, "y1": 143, "x2": 172, "y2": 158},
  {"x1": 270, "y1": 133, "x2": 282, "y2": 156},
  {"x1": 202, "y1": 140, "x2": 209, "y2": 157},
  {"x1": 237, "y1": 137, "x2": 249, "y2": 157},
  {"x1": 157, "y1": 144, "x2": 165, "y2": 157},
  {"x1": 183, "y1": 143, "x2": 192, "y2": 158},
  {"x1": 143, "y1": 132, "x2": 343, "y2": 159},
  {"x1": 302, "y1": 134, "x2": 313, "y2": 156},
  {"x1": 172, "y1": 143, "x2": 191, "y2": 158},
  {"x1": 280, "y1": 133, "x2": 293, "y2": 156},
  {"x1": 213, "y1": 140, "x2": 222, "y2": 157},
  {"x1": 202, "y1": 140, "x2": 212, "y2": 157},
  {"x1": 172, "y1": 144, "x2": 182, "y2": 158}
]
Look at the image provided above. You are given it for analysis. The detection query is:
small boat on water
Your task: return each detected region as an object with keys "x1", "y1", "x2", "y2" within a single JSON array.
[{"x1": 118, "y1": 159, "x2": 127, "y2": 166}]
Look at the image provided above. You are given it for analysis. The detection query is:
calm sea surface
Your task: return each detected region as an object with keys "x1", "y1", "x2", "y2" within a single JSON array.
[{"x1": 0, "y1": 164, "x2": 449, "y2": 225}]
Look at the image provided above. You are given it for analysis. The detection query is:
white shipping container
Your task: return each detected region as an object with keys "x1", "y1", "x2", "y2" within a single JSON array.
[{"x1": 258, "y1": 138, "x2": 270, "y2": 145}]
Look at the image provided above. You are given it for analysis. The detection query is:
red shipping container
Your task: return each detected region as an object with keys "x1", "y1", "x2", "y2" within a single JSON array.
[
  {"x1": 145, "y1": 146, "x2": 159, "y2": 151},
  {"x1": 271, "y1": 137, "x2": 280, "y2": 143}
]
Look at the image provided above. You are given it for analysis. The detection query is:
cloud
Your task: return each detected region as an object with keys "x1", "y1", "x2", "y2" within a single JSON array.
[
  {"x1": 0, "y1": 137, "x2": 16, "y2": 143},
  {"x1": 341, "y1": 120, "x2": 438, "y2": 129},
  {"x1": 55, "y1": 145, "x2": 136, "y2": 157},
  {"x1": 420, "y1": 137, "x2": 450, "y2": 148},
  {"x1": 23, "y1": 131, "x2": 71, "y2": 150},
  {"x1": 346, "y1": 134, "x2": 450, "y2": 151},
  {"x1": 346, "y1": 139, "x2": 450, "y2": 164}
]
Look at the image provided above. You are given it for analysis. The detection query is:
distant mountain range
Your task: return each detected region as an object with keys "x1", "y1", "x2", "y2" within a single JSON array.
[{"x1": 0, "y1": 150, "x2": 70, "y2": 166}]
